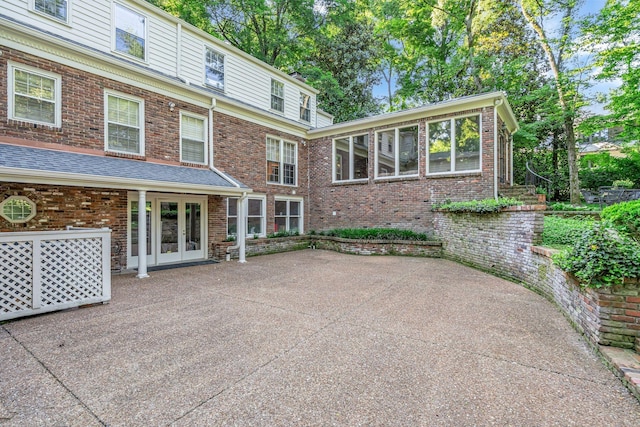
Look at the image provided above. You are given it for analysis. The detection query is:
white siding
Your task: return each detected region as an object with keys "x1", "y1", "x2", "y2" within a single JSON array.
[
  {"x1": 3, "y1": 0, "x2": 318, "y2": 124},
  {"x1": 316, "y1": 110, "x2": 334, "y2": 128}
]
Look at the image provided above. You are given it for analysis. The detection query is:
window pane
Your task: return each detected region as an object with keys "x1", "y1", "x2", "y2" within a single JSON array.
[
  {"x1": 271, "y1": 80, "x2": 284, "y2": 112},
  {"x1": 289, "y1": 201, "x2": 300, "y2": 216},
  {"x1": 399, "y1": 126, "x2": 419, "y2": 175},
  {"x1": 266, "y1": 138, "x2": 280, "y2": 161},
  {"x1": 334, "y1": 138, "x2": 349, "y2": 181},
  {"x1": 377, "y1": 130, "x2": 395, "y2": 177},
  {"x1": 35, "y1": 0, "x2": 67, "y2": 21},
  {"x1": 248, "y1": 199, "x2": 262, "y2": 216},
  {"x1": 283, "y1": 142, "x2": 296, "y2": 164},
  {"x1": 182, "y1": 139, "x2": 205, "y2": 163},
  {"x1": 227, "y1": 217, "x2": 237, "y2": 236},
  {"x1": 353, "y1": 134, "x2": 368, "y2": 179},
  {"x1": 227, "y1": 198, "x2": 237, "y2": 216},
  {"x1": 275, "y1": 217, "x2": 287, "y2": 232},
  {"x1": 429, "y1": 121, "x2": 452, "y2": 173},
  {"x1": 115, "y1": 4, "x2": 146, "y2": 59},
  {"x1": 130, "y1": 201, "x2": 151, "y2": 256},
  {"x1": 283, "y1": 163, "x2": 295, "y2": 185},
  {"x1": 185, "y1": 203, "x2": 201, "y2": 251},
  {"x1": 247, "y1": 217, "x2": 262, "y2": 235},
  {"x1": 205, "y1": 48, "x2": 224, "y2": 90},
  {"x1": 182, "y1": 116, "x2": 205, "y2": 163},
  {"x1": 108, "y1": 123, "x2": 140, "y2": 153},
  {"x1": 300, "y1": 93, "x2": 310, "y2": 121},
  {"x1": 275, "y1": 201, "x2": 287, "y2": 216},
  {"x1": 13, "y1": 69, "x2": 57, "y2": 125},
  {"x1": 455, "y1": 116, "x2": 480, "y2": 171}
]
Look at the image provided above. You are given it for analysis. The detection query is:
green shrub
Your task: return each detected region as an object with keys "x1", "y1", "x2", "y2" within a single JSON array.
[
  {"x1": 433, "y1": 198, "x2": 523, "y2": 213},
  {"x1": 601, "y1": 200, "x2": 640, "y2": 240},
  {"x1": 267, "y1": 230, "x2": 300, "y2": 238},
  {"x1": 548, "y1": 202, "x2": 599, "y2": 211},
  {"x1": 318, "y1": 228, "x2": 432, "y2": 241},
  {"x1": 542, "y1": 216, "x2": 595, "y2": 247},
  {"x1": 553, "y1": 222, "x2": 640, "y2": 288},
  {"x1": 612, "y1": 179, "x2": 634, "y2": 189}
]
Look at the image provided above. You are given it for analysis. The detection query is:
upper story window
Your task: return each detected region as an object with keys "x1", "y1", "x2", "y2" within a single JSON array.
[
  {"x1": 266, "y1": 137, "x2": 297, "y2": 186},
  {"x1": 300, "y1": 93, "x2": 310, "y2": 122},
  {"x1": 33, "y1": 0, "x2": 68, "y2": 22},
  {"x1": 334, "y1": 134, "x2": 369, "y2": 182},
  {"x1": 114, "y1": 3, "x2": 146, "y2": 61},
  {"x1": 105, "y1": 91, "x2": 144, "y2": 155},
  {"x1": 427, "y1": 115, "x2": 481, "y2": 174},
  {"x1": 271, "y1": 79, "x2": 284, "y2": 113},
  {"x1": 180, "y1": 112, "x2": 207, "y2": 164},
  {"x1": 7, "y1": 62, "x2": 61, "y2": 127},
  {"x1": 375, "y1": 125, "x2": 419, "y2": 179},
  {"x1": 205, "y1": 47, "x2": 224, "y2": 91},
  {"x1": 1, "y1": 196, "x2": 37, "y2": 223}
]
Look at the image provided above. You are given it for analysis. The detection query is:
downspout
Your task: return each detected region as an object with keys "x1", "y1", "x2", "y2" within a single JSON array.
[
  {"x1": 493, "y1": 98, "x2": 503, "y2": 200},
  {"x1": 226, "y1": 192, "x2": 248, "y2": 262}
]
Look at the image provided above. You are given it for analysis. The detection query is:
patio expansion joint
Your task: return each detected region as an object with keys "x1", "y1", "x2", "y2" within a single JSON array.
[{"x1": 2, "y1": 325, "x2": 108, "y2": 426}]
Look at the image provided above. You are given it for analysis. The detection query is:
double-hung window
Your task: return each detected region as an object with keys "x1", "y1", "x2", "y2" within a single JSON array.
[
  {"x1": 114, "y1": 3, "x2": 146, "y2": 61},
  {"x1": 33, "y1": 0, "x2": 68, "y2": 22},
  {"x1": 375, "y1": 125, "x2": 419, "y2": 178},
  {"x1": 271, "y1": 79, "x2": 284, "y2": 112},
  {"x1": 205, "y1": 47, "x2": 224, "y2": 90},
  {"x1": 105, "y1": 91, "x2": 144, "y2": 155},
  {"x1": 300, "y1": 93, "x2": 310, "y2": 122},
  {"x1": 8, "y1": 62, "x2": 61, "y2": 127},
  {"x1": 180, "y1": 112, "x2": 207, "y2": 164},
  {"x1": 427, "y1": 115, "x2": 481, "y2": 174},
  {"x1": 227, "y1": 196, "x2": 266, "y2": 238},
  {"x1": 275, "y1": 198, "x2": 302, "y2": 233},
  {"x1": 266, "y1": 137, "x2": 297, "y2": 186},
  {"x1": 334, "y1": 134, "x2": 369, "y2": 182}
]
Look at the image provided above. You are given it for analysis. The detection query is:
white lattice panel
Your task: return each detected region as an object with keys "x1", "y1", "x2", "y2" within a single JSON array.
[
  {"x1": 40, "y1": 238, "x2": 104, "y2": 306},
  {"x1": 0, "y1": 241, "x2": 34, "y2": 315}
]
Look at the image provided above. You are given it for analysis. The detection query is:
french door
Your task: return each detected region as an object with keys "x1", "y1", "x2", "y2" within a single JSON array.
[{"x1": 128, "y1": 194, "x2": 206, "y2": 267}]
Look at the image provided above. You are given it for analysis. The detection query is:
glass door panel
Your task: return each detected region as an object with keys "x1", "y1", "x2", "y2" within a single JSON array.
[
  {"x1": 183, "y1": 201, "x2": 204, "y2": 260},
  {"x1": 158, "y1": 200, "x2": 181, "y2": 263},
  {"x1": 129, "y1": 200, "x2": 153, "y2": 267}
]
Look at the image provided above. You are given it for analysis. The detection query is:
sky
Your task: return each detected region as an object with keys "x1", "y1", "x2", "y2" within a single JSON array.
[{"x1": 373, "y1": 0, "x2": 616, "y2": 116}]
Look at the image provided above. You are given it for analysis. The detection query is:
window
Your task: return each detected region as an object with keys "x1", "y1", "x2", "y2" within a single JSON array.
[
  {"x1": 1, "y1": 196, "x2": 36, "y2": 223},
  {"x1": 227, "y1": 196, "x2": 266, "y2": 237},
  {"x1": 105, "y1": 91, "x2": 144, "y2": 155},
  {"x1": 274, "y1": 198, "x2": 302, "y2": 233},
  {"x1": 205, "y1": 48, "x2": 224, "y2": 90},
  {"x1": 375, "y1": 125, "x2": 419, "y2": 178},
  {"x1": 180, "y1": 113, "x2": 207, "y2": 164},
  {"x1": 114, "y1": 3, "x2": 146, "y2": 60},
  {"x1": 33, "y1": 0, "x2": 68, "y2": 22},
  {"x1": 8, "y1": 62, "x2": 61, "y2": 127},
  {"x1": 300, "y1": 93, "x2": 310, "y2": 122},
  {"x1": 334, "y1": 134, "x2": 369, "y2": 182},
  {"x1": 266, "y1": 137, "x2": 297, "y2": 186},
  {"x1": 271, "y1": 79, "x2": 284, "y2": 112},
  {"x1": 428, "y1": 115, "x2": 480, "y2": 174}
]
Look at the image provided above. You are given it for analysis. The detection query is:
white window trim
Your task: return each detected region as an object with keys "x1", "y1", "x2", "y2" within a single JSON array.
[
  {"x1": 104, "y1": 89, "x2": 145, "y2": 156},
  {"x1": 179, "y1": 111, "x2": 208, "y2": 165},
  {"x1": 274, "y1": 196, "x2": 304, "y2": 234},
  {"x1": 204, "y1": 46, "x2": 225, "y2": 91},
  {"x1": 112, "y1": 2, "x2": 148, "y2": 63},
  {"x1": 270, "y1": 79, "x2": 285, "y2": 114},
  {"x1": 374, "y1": 124, "x2": 420, "y2": 180},
  {"x1": 227, "y1": 195, "x2": 267, "y2": 239},
  {"x1": 7, "y1": 61, "x2": 62, "y2": 128},
  {"x1": 29, "y1": 0, "x2": 71, "y2": 25},
  {"x1": 266, "y1": 136, "x2": 298, "y2": 187},
  {"x1": 426, "y1": 113, "x2": 483, "y2": 176},
  {"x1": 1, "y1": 196, "x2": 37, "y2": 223},
  {"x1": 332, "y1": 133, "x2": 369, "y2": 183}
]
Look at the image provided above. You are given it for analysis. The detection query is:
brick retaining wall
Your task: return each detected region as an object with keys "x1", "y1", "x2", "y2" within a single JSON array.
[{"x1": 433, "y1": 207, "x2": 639, "y2": 353}]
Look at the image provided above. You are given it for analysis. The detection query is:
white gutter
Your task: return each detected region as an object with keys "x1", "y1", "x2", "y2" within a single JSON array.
[
  {"x1": 207, "y1": 98, "x2": 241, "y2": 188},
  {"x1": 493, "y1": 98, "x2": 503, "y2": 200}
]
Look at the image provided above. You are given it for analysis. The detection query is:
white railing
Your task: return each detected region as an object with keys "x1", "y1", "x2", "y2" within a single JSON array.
[{"x1": 0, "y1": 228, "x2": 111, "y2": 321}]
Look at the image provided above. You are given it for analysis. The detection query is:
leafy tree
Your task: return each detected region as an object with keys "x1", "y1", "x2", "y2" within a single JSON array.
[
  {"x1": 579, "y1": 0, "x2": 640, "y2": 145},
  {"x1": 519, "y1": 0, "x2": 588, "y2": 204}
]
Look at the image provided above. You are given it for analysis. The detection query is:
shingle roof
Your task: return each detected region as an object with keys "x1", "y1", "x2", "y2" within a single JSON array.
[{"x1": 0, "y1": 143, "x2": 248, "y2": 192}]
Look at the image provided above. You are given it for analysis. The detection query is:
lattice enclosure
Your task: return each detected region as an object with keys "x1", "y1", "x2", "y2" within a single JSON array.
[
  {"x1": 0, "y1": 241, "x2": 34, "y2": 315},
  {"x1": 40, "y1": 238, "x2": 104, "y2": 306}
]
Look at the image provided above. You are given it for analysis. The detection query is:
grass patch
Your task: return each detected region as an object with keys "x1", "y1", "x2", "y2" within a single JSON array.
[
  {"x1": 315, "y1": 228, "x2": 432, "y2": 241},
  {"x1": 542, "y1": 215, "x2": 595, "y2": 247}
]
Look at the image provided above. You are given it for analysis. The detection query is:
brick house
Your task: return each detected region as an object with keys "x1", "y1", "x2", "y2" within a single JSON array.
[{"x1": 0, "y1": 0, "x2": 518, "y2": 274}]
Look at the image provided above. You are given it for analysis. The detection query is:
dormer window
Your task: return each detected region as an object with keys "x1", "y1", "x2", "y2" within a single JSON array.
[
  {"x1": 114, "y1": 3, "x2": 147, "y2": 61},
  {"x1": 300, "y1": 93, "x2": 310, "y2": 122},
  {"x1": 33, "y1": 0, "x2": 68, "y2": 22},
  {"x1": 271, "y1": 79, "x2": 284, "y2": 113},
  {"x1": 205, "y1": 47, "x2": 224, "y2": 91}
]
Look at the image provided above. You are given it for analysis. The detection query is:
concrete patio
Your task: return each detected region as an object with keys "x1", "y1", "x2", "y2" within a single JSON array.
[{"x1": 1, "y1": 250, "x2": 639, "y2": 426}]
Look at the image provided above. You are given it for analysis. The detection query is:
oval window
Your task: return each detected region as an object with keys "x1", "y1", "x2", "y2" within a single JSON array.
[{"x1": 1, "y1": 196, "x2": 36, "y2": 223}]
